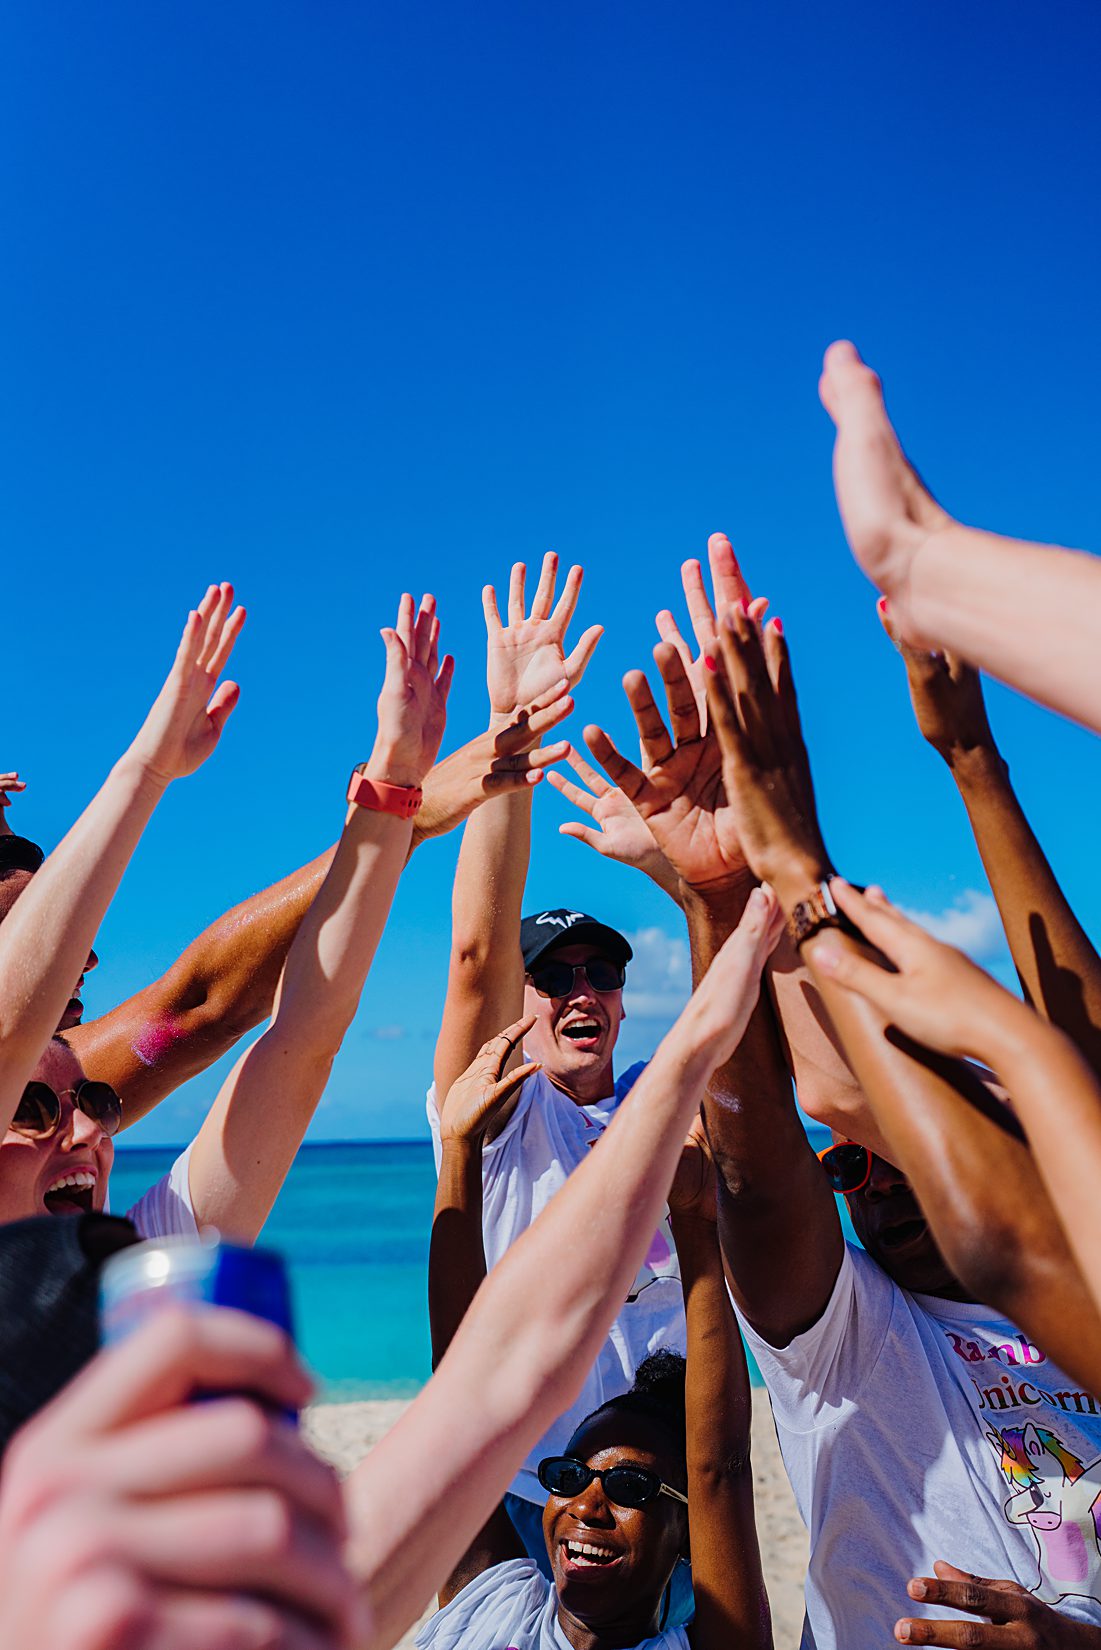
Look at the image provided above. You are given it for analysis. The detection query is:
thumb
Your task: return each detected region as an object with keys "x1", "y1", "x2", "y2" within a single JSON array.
[{"x1": 205, "y1": 680, "x2": 240, "y2": 741}]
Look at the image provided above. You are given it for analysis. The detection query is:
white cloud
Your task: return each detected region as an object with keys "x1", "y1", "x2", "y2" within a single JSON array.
[
  {"x1": 370, "y1": 1024, "x2": 407, "y2": 1042},
  {"x1": 622, "y1": 926, "x2": 692, "y2": 1020},
  {"x1": 899, "y1": 889, "x2": 1006, "y2": 961}
]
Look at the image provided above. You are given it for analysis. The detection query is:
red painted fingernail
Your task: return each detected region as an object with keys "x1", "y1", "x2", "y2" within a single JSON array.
[
  {"x1": 877, "y1": 595, "x2": 889, "y2": 615},
  {"x1": 737, "y1": 596, "x2": 749, "y2": 614},
  {"x1": 704, "y1": 655, "x2": 717, "y2": 672},
  {"x1": 772, "y1": 618, "x2": 783, "y2": 635}
]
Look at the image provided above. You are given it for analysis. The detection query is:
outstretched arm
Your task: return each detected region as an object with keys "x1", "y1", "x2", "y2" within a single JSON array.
[
  {"x1": 433, "y1": 553, "x2": 598, "y2": 1106},
  {"x1": 0, "y1": 585, "x2": 244, "y2": 1137},
  {"x1": 814, "y1": 880, "x2": 1101, "y2": 1388},
  {"x1": 880, "y1": 603, "x2": 1101, "y2": 1072},
  {"x1": 819, "y1": 340, "x2": 1101, "y2": 733},
  {"x1": 667, "y1": 1123, "x2": 772, "y2": 1650},
  {"x1": 186, "y1": 595, "x2": 452, "y2": 1243},
  {"x1": 74, "y1": 687, "x2": 572, "y2": 1128},
  {"x1": 706, "y1": 611, "x2": 1101, "y2": 1390},
  {"x1": 582, "y1": 635, "x2": 842, "y2": 1344},
  {"x1": 344, "y1": 889, "x2": 784, "y2": 1650},
  {"x1": 428, "y1": 1019, "x2": 539, "y2": 1604}
]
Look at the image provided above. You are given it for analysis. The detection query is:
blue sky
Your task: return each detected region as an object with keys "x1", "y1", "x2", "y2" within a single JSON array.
[{"x1": 3, "y1": 1, "x2": 1100, "y2": 1143}]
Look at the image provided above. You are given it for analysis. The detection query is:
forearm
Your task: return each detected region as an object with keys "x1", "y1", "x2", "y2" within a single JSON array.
[
  {"x1": 0, "y1": 753, "x2": 166, "y2": 1124},
  {"x1": 428, "y1": 1138, "x2": 487, "y2": 1369},
  {"x1": 187, "y1": 810, "x2": 411, "y2": 1240},
  {"x1": 672, "y1": 1209, "x2": 770, "y2": 1650},
  {"x1": 901, "y1": 525, "x2": 1101, "y2": 732},
  {"x1": 951, "y1": 747, "x2": 1101, "y2": 1066},
  {"x1": 434, "y1": 790, "x2": 530, "y2": 1096},
  {"x1": 800, "y1": 926, "x2": 1101, "y2": 1382},
  {"x1": 981, "y1": 1008, "x2": 1101, "y2": 1324},
  {"x1": 346, "y1": 1016, "x2": 725, "y2": 1644}
]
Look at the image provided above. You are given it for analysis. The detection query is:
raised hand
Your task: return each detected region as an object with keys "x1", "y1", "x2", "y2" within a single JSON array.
[
  {"x1": 365, "y1": 593, "x2": 455, "y2": 789},
  {"x1": 819, "y1": 341, "x2": 953, "y2": 615},
  {"x1": 547, "y1": 746, "x2": 668, "y2": 869},
  {"x1": 439, "y1": 1016, "x2": 541, "y2": 1144},
  {"x1": 812, "y1": 880, "x2": 1018, "y2": 1066},
  {"x1": 584, "y1": 642, "x2": 749, "y2": 892},
  {"x1": 0, "y1": 773, "x2": 25, "y2": 837},
  {"x1": 705, "y1": 609, "x2": 832, "y2": 905},
  {"x1": 129, "y1": 583, "x2": 246, "y2": 785},
  {"x1": 413, "y1": 682, "x2": 573, "y2": 848},
  {"x1": 656, "y1": 534, "x2": 768, "y2": 724},
  {"x1": 895, "y1": 1560, "x2": 1101, "y2": 1646},
  {"x1": 483, "y1": 553, "x2": 603, "y2": 716},
  {"x1": 878, "y1": 598, "x2": 995, "y2": 766}
]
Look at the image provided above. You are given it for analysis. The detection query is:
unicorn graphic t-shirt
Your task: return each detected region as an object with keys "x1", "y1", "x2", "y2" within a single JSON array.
[
  {"x1": 739, "y1": 1243, "x2": 1101, "y2": 1649},
  {"x1": 426, "y1": 1062, "x2": 685, "y2": 1506}
]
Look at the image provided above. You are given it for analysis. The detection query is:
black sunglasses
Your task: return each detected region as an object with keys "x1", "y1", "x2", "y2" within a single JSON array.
[
  {"x1": 11, "y1": 1080, "x2": 122, "y2": 1142},
  {"x1": 816, "y1": 1140, "x2": 871, "y2": 1196},
  {"x1": 527, "y1": 959, "x2": 626, "y2": 999},
  {"x1": 537, "y1": 1455, "x2": 688, "y2": 1509}
]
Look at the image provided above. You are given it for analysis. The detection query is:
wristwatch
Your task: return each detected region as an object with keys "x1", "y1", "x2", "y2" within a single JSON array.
[
  {"x1": 346, "y1": 765, "x2": 422, "y2": 819},
  {"x1": 787, "y1": 877, "x2": 861, "y2": 950}
]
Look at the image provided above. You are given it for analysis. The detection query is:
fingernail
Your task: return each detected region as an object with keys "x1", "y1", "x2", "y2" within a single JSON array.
[
  {"x1": 909, "y1": 1581, "x2": 927, "y2": 1599},
  {"x1": 877, "y1": 595, "x2": 890, "y2": 615},
  {"x1": 747, "y1": 886, "x2": 764, "y2": 909},
  {"x1": 704, "y1": 655, "x2": 717, "y2": 672},
  {"x1": 771, "y1": 618, "x2": 783, "y2": 635},
  {"x1": 814, "y1": 941, "x2": 841, "y2": 974},
  {"x1": 897, "y1": 1624, "x2": 911, "y2": 1642},
  {"x1": 737, "y1": 596, "x2": 749, "y2": 614}
]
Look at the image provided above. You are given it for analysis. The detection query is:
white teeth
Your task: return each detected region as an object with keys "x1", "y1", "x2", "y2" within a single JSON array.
[
  {"x1": 565, "y1": 1541, "x2": 616, "y2": 1563},
  {"x1": 46, "y1": 1171, "x2": 95, "y2": 1193}
]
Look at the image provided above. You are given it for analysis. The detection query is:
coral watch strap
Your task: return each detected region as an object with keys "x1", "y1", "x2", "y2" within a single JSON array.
[{"x1": 346, "y1": 769, "x2": 422, "y2": 819}]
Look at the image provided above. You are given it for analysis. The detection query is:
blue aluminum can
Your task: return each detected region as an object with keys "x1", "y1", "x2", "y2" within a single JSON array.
[{"x1": 100, "y1": 1237, "x2": 295, "y2": 1353}]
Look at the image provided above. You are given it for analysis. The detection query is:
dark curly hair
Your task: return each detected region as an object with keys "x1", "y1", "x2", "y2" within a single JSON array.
[{"x1": 577, "y1": 1350, "x2": 687, "y2": 1456}]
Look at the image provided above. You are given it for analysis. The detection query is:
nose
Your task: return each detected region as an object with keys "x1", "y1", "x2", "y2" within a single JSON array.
[
  {"x1": 567, "y1": 1478, "x2": 615, "y2": 1528},
  {"x1": 861, "y1": 1155, "x2": 909, "y2": 1202},
  {"x1": 85, "y1": 948, "x2": 99, "y2": 975},
  {"x1": 61, "y1": 1100, "x2": 109, "y2": 1151}
]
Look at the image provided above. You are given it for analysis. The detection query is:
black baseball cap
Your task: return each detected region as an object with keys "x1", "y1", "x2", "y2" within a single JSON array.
[
  {"x1": 520, "y1": 910, "x2": 633, "y2": 972},
  {"x1": 0, "y1": 1212, "x2": 139, "y2": 1452}
]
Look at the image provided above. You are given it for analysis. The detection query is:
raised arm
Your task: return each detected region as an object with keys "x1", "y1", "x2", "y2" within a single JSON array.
[
  {"x1": 814, "y1": 881, "x2": 1101, "y2": 1386},
  {"x1": 819, "y1": 340, "x2": 1101, "y2": 732},
  {"x1": 0, "y1": 585, "x2": 244, "y2": 1137},
  {"x1": 705, "y1": 609, "x2": 1101, "y2": 1389},
  {"x1": 344, "y1": 887, "x2": 784, "y2": 1650},
  {"x1": 666, "y1": 1123, "x2": 772, "y2": 1650},
  {"x1": 582, "y1": 640, "x2": 842, "y2": 1344},
  {"x1": 879, "y1": 604, "x2": 1101, "y2": 1073},
  {"x1": 186, "y1": 594, "x2": 452, "y2": 1243},
  {"x1": 432, "y1": 553, "x2": 599, "y2": 1104},
  {"x1": 428, "y1": 1018, "x2": 540, "y2": 1603}
]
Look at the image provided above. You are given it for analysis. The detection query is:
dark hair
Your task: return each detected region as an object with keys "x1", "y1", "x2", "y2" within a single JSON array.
[
  {"x1": 580, "y1": 1350, "x2": 687, "y2": 1456},
  {"x1": 0, "y1": 836, "x2": 45, "y2": 879}
]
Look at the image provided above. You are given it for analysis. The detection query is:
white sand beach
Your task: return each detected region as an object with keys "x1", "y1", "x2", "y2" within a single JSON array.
[{"x1": 306, "y1": 1393, "x2": 809, "y2": 1648}]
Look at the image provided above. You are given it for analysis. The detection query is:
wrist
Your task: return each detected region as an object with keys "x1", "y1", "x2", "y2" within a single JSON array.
[
  {"x1": 439, "y1": 1128, "x2": 483, "y2": 1156},
  {"x1": 679, "y1": 869, "x2": 757, "y2": 917},
  {"x1": 361, "y1": 748, "x2": 426, "y2": 790},
  {"x1": 947, "y1": 742, "x2": 1009, "y2": 790},
  {"x1": 113, "y1": 750, "x2": 173, "y2": 802},
  {"x1": 767, "y1": 853, "x2": 835, "y2": 914}
]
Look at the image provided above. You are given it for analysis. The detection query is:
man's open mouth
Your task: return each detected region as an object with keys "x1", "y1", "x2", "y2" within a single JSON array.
[
  {"x1": 561, "y1": 1019, "x2": 602, "y2": 1044},
  {"x1": 878, "y1": 1216, "x2": 927, "y2": 1252},
  {"x1": 561, "y1": 1539, "x2": 621, "y2": 1570},
  {"x1": 43, "y1": 1170, "x2": 96, "y2": 1216}
]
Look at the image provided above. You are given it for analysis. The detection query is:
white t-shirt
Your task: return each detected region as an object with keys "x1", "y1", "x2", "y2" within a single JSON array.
[
  {"x1": 426, "y1": 1064, "x2": 685, "y2": 1504},
  {"x1": 123, "y1": 1142, "x2": 199, "y2": 1240},
  {"x1": 416, "y1": 1558, "x2": 689, "y2": 1650},
  {"x1": 739, "y1": 1242, "x2": 1101, "y2": 1648}
]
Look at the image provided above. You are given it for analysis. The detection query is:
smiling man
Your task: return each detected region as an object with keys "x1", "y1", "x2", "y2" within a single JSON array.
[{"x1": 429, "y1": 558, "x2": 688, "y2": 1601}]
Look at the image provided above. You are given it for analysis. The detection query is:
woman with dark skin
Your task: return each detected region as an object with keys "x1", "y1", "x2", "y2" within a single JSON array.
[{"x1": 422, "y1": 1020, "x2": 772, "y2": 1650}]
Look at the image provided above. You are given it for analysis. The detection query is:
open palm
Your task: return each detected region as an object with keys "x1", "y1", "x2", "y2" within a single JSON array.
[
  {"x1": 483, "y1": 553, "x2": 602, "y2": 715},
  {"x1": 584, "y1": 644, "x2": 751, "y2": 892}
]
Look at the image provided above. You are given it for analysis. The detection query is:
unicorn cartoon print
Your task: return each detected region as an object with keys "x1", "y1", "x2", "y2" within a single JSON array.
[{"x1": 988, "y1": 1423, "x2": 1101, "y2": 1607}]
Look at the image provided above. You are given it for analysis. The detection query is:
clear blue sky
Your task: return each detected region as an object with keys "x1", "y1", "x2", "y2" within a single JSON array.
[{"x1": 3, "y1": 2, "x2": 1099, "y2": 1143}]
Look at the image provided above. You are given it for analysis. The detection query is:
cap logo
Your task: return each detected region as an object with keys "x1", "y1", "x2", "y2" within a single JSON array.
[{"x1": 536, "y1": 910, "x2": 585, "y2": 931}]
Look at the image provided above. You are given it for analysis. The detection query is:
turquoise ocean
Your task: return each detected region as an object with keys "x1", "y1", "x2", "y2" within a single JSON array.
[{"x1": 112, "y1": 1130, "x2": 846, "y2": 1401}]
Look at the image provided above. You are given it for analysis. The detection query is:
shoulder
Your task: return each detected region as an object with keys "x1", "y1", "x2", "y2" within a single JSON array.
[{"x1": 416, "y1": 1559, "x2": 552, "y2": 1650}]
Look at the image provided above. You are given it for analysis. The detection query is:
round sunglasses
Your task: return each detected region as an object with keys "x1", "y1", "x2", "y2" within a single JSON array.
[
  {"x1": 527, "y1": 959, "x2": 626, "y2": 999},
  {"x1": 10, "y1": 1080, "x2": 122, "y2": 1142},
  {"x1": 816, "y1": 1140, "x2": 871, "y2": 1196},
  {"x1": 537, "y1": 1455, "x2": 688, "y2": 1509}
]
